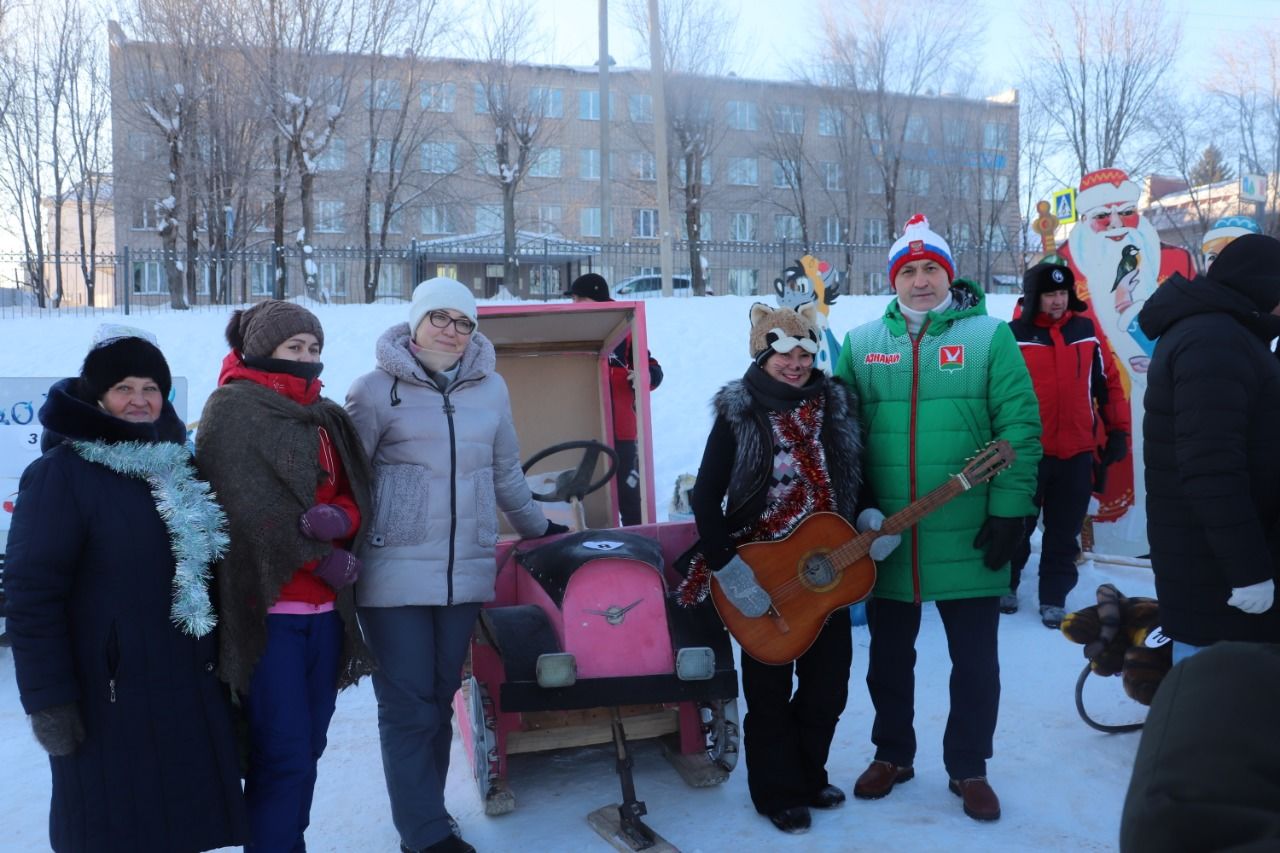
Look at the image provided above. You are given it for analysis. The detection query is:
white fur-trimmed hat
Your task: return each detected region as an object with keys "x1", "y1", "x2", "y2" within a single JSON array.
[
  {"x1": 1076, "y1": 168, "x2": 1140, "y2": 214},
  {"x1": 409, "y1": 277, "x2": 478, "y2": 335}
]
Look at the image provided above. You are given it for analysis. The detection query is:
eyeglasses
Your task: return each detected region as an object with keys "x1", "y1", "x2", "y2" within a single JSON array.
[{"x1": 427, "y1": 310, "x2": 475, "y2": 335}]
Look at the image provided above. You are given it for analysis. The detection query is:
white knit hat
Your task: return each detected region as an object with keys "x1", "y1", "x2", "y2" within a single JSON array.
[
  {"x1": 409, "y1": 277, "x2": 478, "y2": 335},
  {"x1": 887, "y1": 214, "x2": 955, "y2": 283}
]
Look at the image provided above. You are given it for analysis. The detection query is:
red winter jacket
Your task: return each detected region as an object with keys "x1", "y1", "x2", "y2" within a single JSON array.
[
  {"x1": 218, "y1": 353, "x2": 361, "y2": 606},
  {"x1": 1008, "y1": 309, "x2": 1130, "y2": 459},
  {"x1": 608, "y1": 336, "x2": 663, "y2": 441}
]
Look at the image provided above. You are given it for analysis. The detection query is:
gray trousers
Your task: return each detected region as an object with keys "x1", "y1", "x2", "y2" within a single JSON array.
[{"x1": 358, "y1": 603, "x2": 482, "y2": 850}]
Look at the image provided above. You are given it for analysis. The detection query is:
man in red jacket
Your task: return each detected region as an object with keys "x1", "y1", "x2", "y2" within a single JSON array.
[
  {"x1": 565, "y1": 273, "x2": 663, "y2": 525},
  {"x1": 1006, "y1": 262, "x2": 1130, "y2": 627}
]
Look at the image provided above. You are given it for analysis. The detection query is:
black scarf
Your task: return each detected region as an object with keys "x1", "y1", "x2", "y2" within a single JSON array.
[{"x1": 742, "y1": 362, "x2": 825, "y2": 412}]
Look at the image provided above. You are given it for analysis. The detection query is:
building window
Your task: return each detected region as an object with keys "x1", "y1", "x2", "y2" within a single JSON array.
[
  {"x1": 474, "y1": 82, "x2": 506, "y2": 114},
  {"x1": 863, "y1": 113, "x2": 882, "y2": 140},
  {"x1": 132, "y1": 260, "x2": 165, "y2": 294},
  {"x1": 368, "y1": 203, "x2": 402, "y2": 234},
  {"x1": 476, "y1": 204, "x2": 503, "y2": 232},
  {"x1": 680, "y1": 210, "x2": 713, "y2": 241},
  {"x1": 822, "y1": 215, "x2": 843, "y2": 244},
  {"x1": 315, "y1": 200, "x2": 344, "y2": 233},
  {"x1": 367, "y1": 78, "x2": 403, "y2": 110},
  {"x1": 905, "y1": 115, "x2": 929, "y2": 144},
  {"x1": 475, "y1": 148, "x2": 500, "y2": 176},
  {"x1": 530, "y1": 86, "x2": 563, "y2": 118},
  {"x1": 131, "y1": 198, "x2": 163, "y2": 230},
  {"x1": 533, "y1": 204, "x2": 561, "y2": 234},
  {"x1": 249, "y1": 262, "x2": 274, "y2": 296},
  {"x1": 579, "y1": 90, "x2": 609, "y2": 120},
  {"x1": 945, "y1": 119, "x2": 968, "y2": 148},
  {"x1": 818, "y1": 107, "x2": 844, "y2": 137},
  {"x1": 982, "y1": 173, "x2": 1010, "y2": 201},
  {"x1": 773, "y1": 105, "x2": 804, "y2": 134},
  {"x1": 823, "y1": 161, "x2": 843, "y2": 191},
  {"x1": 629, "y1": 93, "x2": 653, "y2": 123},
  {"x1": 316, "y1": 261, "x2": 347, "y2": 296},
  {"x1": 772, "y1": 159, "x2": 797, "y2": 188},
  {"x1": 421, "y1": 204, "x2": 455, "y2": 235},
  {"x1": 421, "y1": 141, "x2": 458, "y2": 174},
  {"x1": 987, "y1": 223, "x2": 1008, "y2": 250},
  {"x1": 774, "y1": 214, "x2": 802, "y2": 241},
  {"x1": 727, "y1": 157, "x2": 758, "y2": 186},
  {"x1": 864, "y1": 270, "x2": 888, "y2": 293},
  {"x1": 728, "y1": 268, "x2": 758, "y2": 295},
  {"x1": 315, "y1": 138, "x2": 345, "y2": 170},
  {"x1": 903, "y1": 167, "x2": 930, "y2": 195},
  {"x1": 528, "y1": 148, "x2": 562, "y2": 178},
  {"x1": 865, "y1": 166, "x2": 885, "y2": 195},
  {"x1": 581, "y1": 206, "x2": 602, "y2": 238},
  {"x1": 253, "y1": 199, "x2": 273, "y2": 232},
  {"x1": 632, "y1": 151, "x2": 656, "y2": 182},
  {"x1": 580, "y1": 148, "x2": 600, "y2": 180},
  {"x1": 725, "y1": 100, "x2": 758, "y2": 131},
  {"x1": 376, "y1": 264, "x2": 404, "y2": 298},
  {"x1": 421, "y1": 81, "x2": 455, "y2": 112},
  {"x1": 678, "y1": 157, "x2": 713, "y2": 187},
  {"x1": 368, "y1": 138, "x2": 393, "y2": 172},
  {"x1": 632, "y1": 208, "x2": 658, "y2": 238},
  {"x1": 862, "y1": 218, "x2": 888, "y2": 245},
  {"x1": 730, "y1": 212, "x2": 758, "y2": 242},
  {"x1": 983, "y1": 121, "x2": 1009, "y2": 151},
  {"x1": 128, "y1": 132, "x2": 162, "y2": 162}
]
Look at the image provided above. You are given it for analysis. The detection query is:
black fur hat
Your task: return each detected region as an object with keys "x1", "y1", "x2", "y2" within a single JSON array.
[
  {"x1": 1023, "y1": 261, "x2": 1086, "y2": 316},
  {"x1": 80, "y1": 334, "x2": 172, "y2": 401}
]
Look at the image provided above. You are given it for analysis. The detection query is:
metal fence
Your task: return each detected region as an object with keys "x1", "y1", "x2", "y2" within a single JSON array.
[{"x1": 0, "y1": 238, "x2": 1023, "y2": 316}]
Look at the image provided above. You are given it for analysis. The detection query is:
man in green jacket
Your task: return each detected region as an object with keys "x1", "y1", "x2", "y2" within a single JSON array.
[{"x1": 835, "y1": 214, "x2": 1041, "y2": 822}]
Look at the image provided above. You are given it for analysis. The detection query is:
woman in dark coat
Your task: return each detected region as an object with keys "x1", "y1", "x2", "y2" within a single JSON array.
[
  {"x1": 5, "y1": 326, "x2": 249, "y2": 853},
  {"x1": 196, "y1": 301, "x2": 374, "y2": 853},
  {"x1": 679, "y1": 303, "x2": 898, "y2": 835}
]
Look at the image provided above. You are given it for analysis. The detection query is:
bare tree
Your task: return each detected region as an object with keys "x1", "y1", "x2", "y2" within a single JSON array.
[
  {"x1": 1021, "y1": 0, "x2": 1180, "y2": 178},
  {"x1": 822, "y1": 0, "x2": 987, "y2": 237},
  {"x1": 757, "y1": 103, "x2": 816, "y2": 252},
  {"x1": 1148, "y1": 93, "x2": 1222, "y2": 256},
  {"x1": 1210, "y1": 25, "x2": 1280, "y2": 236},
  {"x1": 0, "y1": 43, "x2": 48, "y2": 305},
  {"x1": 464, "y1": 0, "x2": 557, "y2": 298},
  {"x1": 65, "y1": 6, "x2": 111, "y2": 306},
  {"x1": 623, "y1": 0, "x2": 738, "y2": 296}
]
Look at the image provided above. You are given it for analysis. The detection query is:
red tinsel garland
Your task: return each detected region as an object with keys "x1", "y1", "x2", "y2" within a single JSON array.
[{"x1": 677, "y1": 396, "x2": 836, "y2": 606}]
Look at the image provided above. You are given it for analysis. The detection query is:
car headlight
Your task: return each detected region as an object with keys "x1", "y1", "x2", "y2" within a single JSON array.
[
  {"x1": 675, "y1": 647, "x2": 716, "y2": 681},
  {"x1": 535, "y1": 653, "x2": 577, "y2": 688}
]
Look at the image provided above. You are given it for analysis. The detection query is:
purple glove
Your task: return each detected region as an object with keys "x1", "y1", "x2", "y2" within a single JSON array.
[
  {"x1": 313, "y1": 548, "x2": 361, "y2": 590},
  {"x1": 299, "y1": 504, "x2": 352, "y2": 541}
]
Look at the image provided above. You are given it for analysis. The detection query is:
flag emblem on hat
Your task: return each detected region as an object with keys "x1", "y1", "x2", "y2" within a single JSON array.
[
  {"x1": 909, "y1": 240, "x2": 924, "y2": 255},
  {"x1": 939, "y1": 344, "x2": 964, "y2": 371}
]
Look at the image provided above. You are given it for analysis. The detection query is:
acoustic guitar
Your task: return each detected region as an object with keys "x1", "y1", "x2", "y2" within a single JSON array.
[{"x1": 712, "y1": 440, "x2": 1016, "y2": 664}]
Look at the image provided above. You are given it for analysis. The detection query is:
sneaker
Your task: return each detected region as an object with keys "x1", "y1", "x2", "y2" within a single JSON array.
[
  {"x1": 853, "y1": 760, "x2": 914, "y2": 799},
  {"x1": 810, "y1": 784, "x2": 846, "y2": 809},
  {"x1": 1040, "y1": 605, "x2": 1066, "y2": 629},
  {"x1": 999, "y1": 593, "x2": 1018, "y2": 614},
  {"x1": 768, "y1": 806, "x2": 811, "y2": 834},
  {"x1": 949, "y1": 776, "x2": 1001, "y2": 821}
]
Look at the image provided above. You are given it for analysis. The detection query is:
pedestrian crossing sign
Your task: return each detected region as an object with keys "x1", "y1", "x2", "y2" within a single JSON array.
[{"x1": 1052, "y1": 188, "x2": 1077, "y2": 224}]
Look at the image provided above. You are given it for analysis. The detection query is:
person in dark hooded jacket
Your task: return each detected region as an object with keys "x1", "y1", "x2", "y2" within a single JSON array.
[{"x1": 1137, "y1": 232, "x2": 1280, "y2": 662}]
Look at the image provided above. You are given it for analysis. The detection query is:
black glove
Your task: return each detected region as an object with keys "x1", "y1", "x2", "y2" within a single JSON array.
[
  {"x1": 313, "y1": 548, "x2": 362, "y2": 590},
  {"x1": 973, "y1": 516, "x2": 1026, "y2": 570},
  {"x1": 1101, "y1": 431, "x2": 1128, "y2": 466},
  {"x1": 30, "y1": 702, "x2": 85, "y2": 756},
  {"x1": 544, "y1": 520, "x2": 570, "y2": 537}
]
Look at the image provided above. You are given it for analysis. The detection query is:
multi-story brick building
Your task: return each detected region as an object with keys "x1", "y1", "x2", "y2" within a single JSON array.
[{"x1": 108, "y1": 25, "x2": 1021, "y2": 304}]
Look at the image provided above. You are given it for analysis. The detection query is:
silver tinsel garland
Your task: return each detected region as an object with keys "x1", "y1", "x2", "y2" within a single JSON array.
[{"x1": 73, "y1": 440, "x2": 228, "y2": 638}]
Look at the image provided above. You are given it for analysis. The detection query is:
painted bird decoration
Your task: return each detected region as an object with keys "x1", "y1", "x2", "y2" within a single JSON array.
[{"x1": 1112, "y1": 245, "x2": 1140, "y2": 292}]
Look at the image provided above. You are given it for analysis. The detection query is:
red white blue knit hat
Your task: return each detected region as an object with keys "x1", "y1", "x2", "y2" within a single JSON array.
[{"x1": 888, "y1": 214, "x2": 955, "y2": 283}]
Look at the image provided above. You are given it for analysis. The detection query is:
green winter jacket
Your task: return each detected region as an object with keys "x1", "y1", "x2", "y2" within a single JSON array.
[{"x1": 835, "y1": 279, "x2": 1041, "y2": 602}]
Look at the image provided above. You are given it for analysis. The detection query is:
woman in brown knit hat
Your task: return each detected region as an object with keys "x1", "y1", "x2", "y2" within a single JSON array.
[{"x1": 195, "y1": 300, "x2": 374, "y2": 853}]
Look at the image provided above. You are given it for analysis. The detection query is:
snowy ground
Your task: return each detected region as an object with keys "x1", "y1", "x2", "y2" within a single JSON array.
[{"x1": 0, "y1": 293, "x2": 1152, "y2": 851}]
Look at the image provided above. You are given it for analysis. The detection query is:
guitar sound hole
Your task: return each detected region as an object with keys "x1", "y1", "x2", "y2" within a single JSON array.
[{"x1": 803, "y1": 554, "x2": 838, "y2": 589}]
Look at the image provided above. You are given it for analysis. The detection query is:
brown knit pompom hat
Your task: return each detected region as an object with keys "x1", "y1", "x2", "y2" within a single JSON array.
[{"x1": 226, "y1": 300, "x2": 325, "y2": 358}]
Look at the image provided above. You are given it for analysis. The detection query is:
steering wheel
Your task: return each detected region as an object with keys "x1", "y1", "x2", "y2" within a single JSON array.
[{"x1": 522, "y1": 440, "x2": 619, "y2": 503}]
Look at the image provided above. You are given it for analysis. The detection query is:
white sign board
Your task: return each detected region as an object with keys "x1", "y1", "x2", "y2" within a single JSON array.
[
  {"x1": 1240, "y1": 174, "x2": 1268, "y2": 204},
  {"x1": 1, "y1": 377, "x2": 188, "y2": 539}
]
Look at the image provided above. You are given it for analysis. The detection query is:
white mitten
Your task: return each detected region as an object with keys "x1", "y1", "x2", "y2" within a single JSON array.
[
  {"x1": 856, "y1": 508, "x2": 902, "y2": 562},
  {"x1": 1227, "y1": 579, "x2": 1275, "y2": 615}
]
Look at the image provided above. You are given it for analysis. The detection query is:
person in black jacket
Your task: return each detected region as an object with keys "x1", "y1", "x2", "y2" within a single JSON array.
[
  {"x1": 4, "y1": 327, "x2": 249, "y2": 853},
  {"x1": 678, "y1": 302, "x2": 899, "y2": 836},
  {"x1": 1137, "y1": 233, "x2": 1280, "y2": 663}
]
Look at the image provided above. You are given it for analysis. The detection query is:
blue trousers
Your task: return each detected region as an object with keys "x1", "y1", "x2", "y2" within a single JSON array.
[
  {"x1": 358, "y1": 604, "x2": 481, "y2": 850},
  {"x1": 243, "y1": 610, "x2": 342, "y2": 853},
  {"x1": 865, "y1": 596, "x2": 1001, "y2": 780}
]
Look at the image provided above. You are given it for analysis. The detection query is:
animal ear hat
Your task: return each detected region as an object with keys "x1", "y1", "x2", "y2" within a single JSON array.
[{"x1": 749, "y1": 302, "x2": 820, "y2": 365}]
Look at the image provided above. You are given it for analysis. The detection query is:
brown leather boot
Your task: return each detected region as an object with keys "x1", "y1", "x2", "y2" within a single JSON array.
[
  {"x1": 949, "y1": 776, "x2": 1001, "y2": 821},
  {"x1": 853, "y1": 760, "x2": 915, "y2": 799}
]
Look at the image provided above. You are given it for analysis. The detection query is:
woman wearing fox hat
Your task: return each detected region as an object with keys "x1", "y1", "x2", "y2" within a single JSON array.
[{"x1": 681, "y1": 302, "x2": 898, "y2": 835}]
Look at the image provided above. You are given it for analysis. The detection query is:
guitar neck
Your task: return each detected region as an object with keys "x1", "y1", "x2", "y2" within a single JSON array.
[{"x1": 829, "y1": 476, "x2": 966, "y2": 568}]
